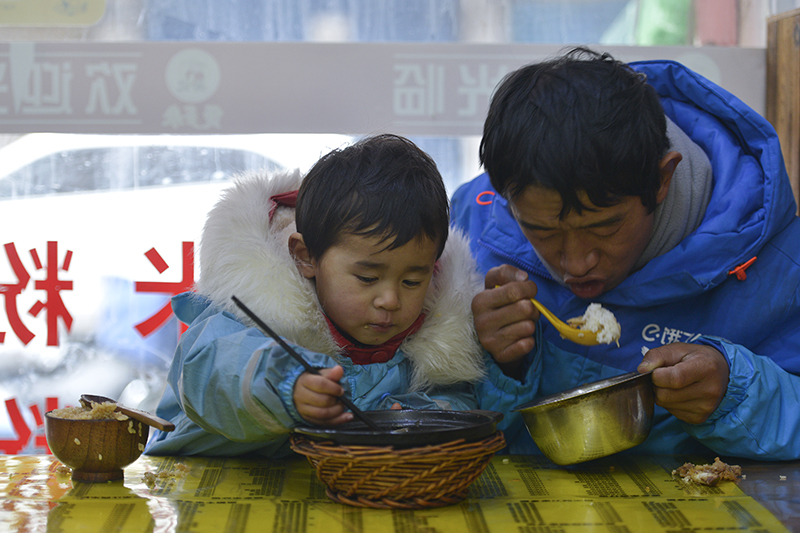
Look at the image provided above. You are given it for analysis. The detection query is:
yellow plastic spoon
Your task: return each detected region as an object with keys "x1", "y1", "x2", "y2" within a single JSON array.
[{"x1": 529, "y1": 298, "x2": 601, "y2": 346}]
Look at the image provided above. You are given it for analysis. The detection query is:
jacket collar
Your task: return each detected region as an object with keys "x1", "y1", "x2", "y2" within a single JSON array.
[{"x1": 324, "y1": 313, "x2": 425, "y2": 365}]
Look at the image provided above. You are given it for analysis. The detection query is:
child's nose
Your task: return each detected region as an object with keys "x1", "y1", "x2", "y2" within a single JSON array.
[{"x1": 375, "y1": 288, "x2": 401, "y2": 310}]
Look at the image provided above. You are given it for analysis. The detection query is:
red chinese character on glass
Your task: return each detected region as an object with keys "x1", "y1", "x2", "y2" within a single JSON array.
[
  {"x1": 1, "y1": 243, "x2": 33, "y2": 345},
  {"x1": 134, "y1": 241, "x2": 194, "y2": 337},
  {"x1": 0, "y1": 396, "x2": 59, "y2": 454},
  {"x1": 0, "y1": 241, "x2": 73, "y2": 346}
]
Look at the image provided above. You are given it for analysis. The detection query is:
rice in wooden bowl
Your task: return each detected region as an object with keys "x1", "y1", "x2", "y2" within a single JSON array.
[{"x1": 45, "y1": 402, "x2": 149, "y2": 482}]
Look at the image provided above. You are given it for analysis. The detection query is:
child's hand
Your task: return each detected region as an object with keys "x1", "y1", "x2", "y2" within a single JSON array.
[{"x1": 293, "y1": 365, "x2": 354, "y2": 426}]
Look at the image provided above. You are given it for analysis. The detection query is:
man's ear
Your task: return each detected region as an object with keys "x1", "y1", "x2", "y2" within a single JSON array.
[
  {"x1": 288, "y1": 232, "x2": 316, "y2": 279},
  {"x1": 656, "y1": 151, "x2": 682, "y2": 204}
]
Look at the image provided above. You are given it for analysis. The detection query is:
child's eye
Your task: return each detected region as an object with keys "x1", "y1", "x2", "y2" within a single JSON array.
[
  {"x1": 402, "y1": 280, "x2": 422, "y2": 288},
  {"x1": 356, "y1": 275, "x2": 378, "y2": 283}
]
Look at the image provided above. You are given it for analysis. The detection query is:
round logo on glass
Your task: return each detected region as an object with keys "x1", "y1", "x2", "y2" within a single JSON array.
[{"x1": 165, "y1": 48, "x2": 221, "y2": 104}]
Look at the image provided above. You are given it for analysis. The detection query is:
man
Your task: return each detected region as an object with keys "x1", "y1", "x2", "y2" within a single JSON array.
[{"x1": 452, "y1": 47, "x2": 800, "y2": 459}]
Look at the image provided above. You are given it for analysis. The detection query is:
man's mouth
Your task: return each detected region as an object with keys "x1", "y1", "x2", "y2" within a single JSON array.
[{"x1": 567, "y1": 279, "x2": 605, "y2": 299}]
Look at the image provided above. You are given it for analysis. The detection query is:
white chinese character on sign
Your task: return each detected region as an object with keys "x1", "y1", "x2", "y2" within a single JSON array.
[
  {"x1": 183, "y1": 105, "x2": 200, "y2": 129},
  {"x1": 85, "y1": 62, "x2": 138, "y2": 115},
  {"x1": 18, "y1": 62, "x2": 73, "y2": 115},
  {"x1": 162, "y1": 104, "x2": 183, "y2": 128},
  {"x1": 393, "y1": 63, "x2": 445, "y2": 117},
  {"x1": 161, "y1": 103, "x2": 223, "y2": 130},
  {"x1": 456, "y1": 64, "x2": 508, "y2": 117},
  {"x1": 203, "y1": 104, "x2": 223, "y2": 129}
]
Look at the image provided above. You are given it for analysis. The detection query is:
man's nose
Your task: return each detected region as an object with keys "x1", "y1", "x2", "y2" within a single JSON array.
[{"x1": 560, "y1": 234, "x2": 599, "y2": 277}]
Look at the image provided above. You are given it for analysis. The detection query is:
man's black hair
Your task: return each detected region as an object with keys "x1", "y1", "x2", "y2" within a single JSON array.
[
  {"x1": 480, "y1": 46, "x2": 670, "y2": 217},
  {"x1": 296, "y1": 133, "x2": 449, "y2": 259}
]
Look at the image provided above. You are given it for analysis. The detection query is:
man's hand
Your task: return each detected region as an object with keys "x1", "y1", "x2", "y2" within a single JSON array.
[
  {"x1": 293, "y1": 365, "x2": 354, "y2": 426},
  {"x1": 638, "y1": 343, "x2": 730, "y2": 424},
  {"x1": 473, "y1": 264, "x2": 539, "y2": 377}
]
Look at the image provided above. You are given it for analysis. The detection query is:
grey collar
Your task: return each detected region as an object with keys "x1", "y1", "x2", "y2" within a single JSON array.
[{"x1": 633, "y1": 116, "x2": 713, "y2": 271}]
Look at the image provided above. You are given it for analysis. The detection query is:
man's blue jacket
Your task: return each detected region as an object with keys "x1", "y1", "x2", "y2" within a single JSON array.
[{"x1": 451, "y1": 59, "x2": 800, "y2": 460}]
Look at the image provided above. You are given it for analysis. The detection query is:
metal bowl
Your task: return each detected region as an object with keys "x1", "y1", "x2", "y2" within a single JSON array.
[{"x1": 513, "y1": 370, "x2": 654, "y2": 465}]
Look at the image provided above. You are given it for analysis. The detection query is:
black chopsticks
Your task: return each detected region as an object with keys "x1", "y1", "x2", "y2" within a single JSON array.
[{"x1": 232, "y1": 296, "x2": 382, "y2": 432}]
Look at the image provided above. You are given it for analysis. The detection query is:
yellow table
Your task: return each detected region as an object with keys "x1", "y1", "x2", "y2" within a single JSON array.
[{"x1": 1, "y1": 453, "x2": 795, "y2": 532}]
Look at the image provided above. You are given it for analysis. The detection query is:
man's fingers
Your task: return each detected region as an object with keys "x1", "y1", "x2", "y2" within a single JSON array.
[
  {"x1": 638, "y1": 344, "x2": 688, "y2": 374},
  {"x1": 485, "y1": 264, "x2": 530, "y2": 289},
  {"x1": 639, "y1": 343, "x2": 729, "y2": 425}
]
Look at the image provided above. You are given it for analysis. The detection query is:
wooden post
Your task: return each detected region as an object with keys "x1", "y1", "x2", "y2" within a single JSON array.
[{"x1": 767, "y1": 8, "x2": 800, "y2": 214}]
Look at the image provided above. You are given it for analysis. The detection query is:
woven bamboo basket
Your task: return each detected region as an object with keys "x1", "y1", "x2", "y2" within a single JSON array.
[{"x1": 290, "y1": 431, "x2": 505, "y2": 509}]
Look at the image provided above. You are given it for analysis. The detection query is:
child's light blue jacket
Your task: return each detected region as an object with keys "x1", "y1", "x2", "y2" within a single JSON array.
[{"x1": 147, "y1": 171, "x2": 486, "y2": 457}]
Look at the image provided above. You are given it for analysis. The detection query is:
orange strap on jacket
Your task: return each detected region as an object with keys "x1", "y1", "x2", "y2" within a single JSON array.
[{"x1": 728, "y1": 256, "x2": 757, "y2": 281}]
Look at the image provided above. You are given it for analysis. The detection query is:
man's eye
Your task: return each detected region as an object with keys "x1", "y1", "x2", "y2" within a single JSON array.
[
  {"x1": 592, "y1": 226, "x2": 621, "y2": 238},
  {"x1": 529, "y1": 230, "x2": 556, "y2": 242}
]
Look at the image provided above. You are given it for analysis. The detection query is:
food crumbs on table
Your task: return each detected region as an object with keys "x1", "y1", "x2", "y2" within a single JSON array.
[
  {"x1": 143, "y1": 471, "x2": 156, "y2": 488},
  {"x1": 55, "y1": 464, "x2": 72, "y2": 477},
  {"x1": 502, "y1": 458, "x2": 509, "y2": 464},
  {"x1": 143, "y1": 462, "x2": 191, "y2": 489},
  {"x1": 780, "y1": 475, "x2": 787, "y2": 481},
  {"x1": 98, "y1": 454, "x2": 102, "y2": 460},
  {"x1": 73, "y1": 438, "x2": 80, "y2": 445},
  {"x1": 672, "y1": 457, "x2": 742, "y2": 487}
]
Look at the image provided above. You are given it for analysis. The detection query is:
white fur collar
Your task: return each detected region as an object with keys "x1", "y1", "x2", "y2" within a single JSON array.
[{"x1": 196, "y1": 171, "x2": 486, "y2": 390}]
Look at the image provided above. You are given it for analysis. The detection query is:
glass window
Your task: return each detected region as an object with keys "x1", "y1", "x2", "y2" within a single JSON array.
[{"x1": 0, "y1": 0, "x2": 792, "y2": 452}]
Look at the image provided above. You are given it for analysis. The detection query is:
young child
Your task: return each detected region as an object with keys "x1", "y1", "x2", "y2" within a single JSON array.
[{"x1": 147, "y1": 134, "x2": 485, "y2": 457}]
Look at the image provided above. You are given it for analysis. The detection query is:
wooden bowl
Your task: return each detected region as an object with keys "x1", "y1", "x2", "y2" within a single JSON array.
[{"x1": 45, "y1": 410, "x2": 149, "y2": 482}]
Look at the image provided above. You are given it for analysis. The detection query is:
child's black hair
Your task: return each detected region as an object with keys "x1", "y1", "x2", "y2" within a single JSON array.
[
  {"x1": 296, "y1": 133, "x2": 449, "y2": 260},
  {"x1": 480, "y1": 46, "x2": 670, "y2": 218}
]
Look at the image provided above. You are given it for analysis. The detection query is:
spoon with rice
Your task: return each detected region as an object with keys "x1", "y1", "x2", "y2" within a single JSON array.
[
  {"x1": 530, "y1": 299, "x2": 621, "y2": 346},
  {"x1": 495, "y1": 284, "x2": 621, "y2": 346},
  {"x1": 80, "y1": 394, "x2": 175, "y2": 431}
]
